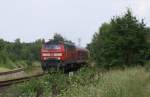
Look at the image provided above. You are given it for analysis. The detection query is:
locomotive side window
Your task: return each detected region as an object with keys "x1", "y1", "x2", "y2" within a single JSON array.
[
  {"x1": 64, "y1": 44, "x2": 75, "y2": 51},
  {"x1": 64, "y1": 43, "x2": 76, "y2": 61}
]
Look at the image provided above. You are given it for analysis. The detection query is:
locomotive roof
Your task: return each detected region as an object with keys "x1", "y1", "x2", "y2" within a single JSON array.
[
  {"x1": 43, "y1": 41, "x2": 88, "y2": 51},
  {"x1": 44, "y1": 40, "x2": 75, "y2": 46},
  {"x1": 76, "y1": 46, "x2": 88, "y2": 51}
]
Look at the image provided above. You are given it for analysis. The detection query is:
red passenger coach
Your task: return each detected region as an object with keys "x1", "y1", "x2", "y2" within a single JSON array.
[{"x1": 40, "y1": 41, "x2": 88, "y2": 71}]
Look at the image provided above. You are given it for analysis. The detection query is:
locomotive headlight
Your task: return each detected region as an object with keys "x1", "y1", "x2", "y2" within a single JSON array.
[
  {"x1": 57, "y1": 57, "x2": 61, "y2": 60},
  {"x1": 42, "y1": 53, "x2": 50, "y2": 56},
  {"x1": 54, "y1": 53, "x2": 62, "y2": 56}
]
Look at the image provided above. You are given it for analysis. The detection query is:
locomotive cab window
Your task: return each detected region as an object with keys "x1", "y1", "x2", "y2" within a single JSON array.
[{"x1": 43, "y1": 44, "x2": 61, "y2": 50}]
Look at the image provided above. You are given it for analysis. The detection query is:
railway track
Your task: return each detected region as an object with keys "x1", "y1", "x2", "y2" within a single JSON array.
[
  {"x1": 0, "y1": 68, "x2": 24, "y2": 76},
  {"x1": 0, "y1": 67, "x2": 75, "y2": 88},
  {"x1": 0, "y1": 73, "x2": 44, "y2": 88},
  {"x1": 0, "y1": 67, "x2": 44, "y2": 88}
]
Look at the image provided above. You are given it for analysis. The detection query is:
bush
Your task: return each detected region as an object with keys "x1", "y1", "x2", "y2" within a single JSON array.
[{"x1": 89, "y1": 9, "x2": 149, "y2": 68}]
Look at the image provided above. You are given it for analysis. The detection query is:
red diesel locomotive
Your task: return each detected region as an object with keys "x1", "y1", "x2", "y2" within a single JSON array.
[{"x1": 40, "y1": 41, "x2": 88, "y2": 71}]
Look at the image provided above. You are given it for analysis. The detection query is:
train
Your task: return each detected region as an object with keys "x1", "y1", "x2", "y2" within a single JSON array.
[{"x1": 40, "y1": 41, "x2": 88, "y2": 71}]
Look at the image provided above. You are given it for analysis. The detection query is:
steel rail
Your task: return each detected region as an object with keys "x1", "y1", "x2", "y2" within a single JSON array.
[
  {"x1": 0, "y1": 73, "x2": 44, "y2": 87},
  {"x1": 0, "y1": 68, "x2": 24, "y2": 76}
]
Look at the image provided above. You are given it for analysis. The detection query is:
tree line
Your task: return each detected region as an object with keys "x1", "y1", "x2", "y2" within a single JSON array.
[
  {"x1": 88, "y1": 9, "x2": 150, "y2": 69},
  {"x1": 0, "y1": 38, "x2": 44, "y2": 68}
]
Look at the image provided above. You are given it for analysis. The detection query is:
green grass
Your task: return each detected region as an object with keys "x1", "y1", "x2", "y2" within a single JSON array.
[
  {"x1": 62, "y1": 68, "x2": 150, "y2": 97},
  {"x1": 0, "y1": 67, "x2": 10, "y2": 72},
  {"x1": 59, "y1": 67, "x2": 150, "y2": 97},
  {"x1": 4, "y1": 67, "x2": 150, "y2": 97},
  {"x1": 0, "y1": 60, "x2": 41, "y2": 71},
  {"x1": 0, "y1": 60, "x2": 15, "y2": 69}
]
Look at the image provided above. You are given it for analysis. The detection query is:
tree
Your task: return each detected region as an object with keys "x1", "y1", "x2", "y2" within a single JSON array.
[
  {"x1": 53, "y1": 33, "x2": 64, "y2": 42},
  {"x1": 48, "y1": 33, "x2": 74, "y2": 44},
  {"x1": 89, "y1": 9, "x2": 149, "y2": 68},
  {"x1": 0, "y1": 37, "x2": 44, "y2": 67}
]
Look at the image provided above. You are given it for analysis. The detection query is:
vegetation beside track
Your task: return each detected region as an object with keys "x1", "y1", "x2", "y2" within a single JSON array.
[
  {"x1": 0, "y1": 38, "x2": 43, "y2": 69},
  {"x1": 2, "y1": 66, "x2": 150, "y2": 97},
  {"x1": 0, "y1": 67, "x2": 10, "y2": 72},
  {"x1": 88, "y1": 9, "x2": 150, "y2": 69}
]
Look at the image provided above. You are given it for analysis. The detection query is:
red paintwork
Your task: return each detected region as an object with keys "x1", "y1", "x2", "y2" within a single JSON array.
[
  {"x1": 40, "y1": 42, "x2": 88, "y2": 65},
  {"x1": 41, "y1": 43, "x2": 65, "y2": 61},
  {"x1": 76, "y1": 47, "x2": 88, "y2": 62}
]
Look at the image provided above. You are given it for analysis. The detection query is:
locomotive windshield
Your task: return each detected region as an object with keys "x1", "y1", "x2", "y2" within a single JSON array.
[{"x1": 43, "y1": 44, "x2": 61, "y2": 50}]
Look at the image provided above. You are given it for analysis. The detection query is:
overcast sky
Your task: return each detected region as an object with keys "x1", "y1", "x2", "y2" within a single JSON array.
[{"x1": 0, "y1": 0, "x2": 150, "y2": 47}]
